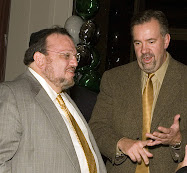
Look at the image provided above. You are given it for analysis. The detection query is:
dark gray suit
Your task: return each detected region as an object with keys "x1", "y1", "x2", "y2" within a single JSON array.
[
  {"x1": 89, "y1": 56, "x2": 187, "y2": 173},
  {"x1": 0, "y1": 70, "x2": 107, "y2": 173}
]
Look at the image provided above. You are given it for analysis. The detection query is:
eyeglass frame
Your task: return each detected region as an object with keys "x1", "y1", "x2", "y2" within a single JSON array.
[{"x1": 44, "y1": 49, "x2": 81, "y2": 62}]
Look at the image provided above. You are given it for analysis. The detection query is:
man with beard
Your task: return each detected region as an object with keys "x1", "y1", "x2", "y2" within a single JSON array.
[
  {"x1": 89, "y1": 10, "x2": 187, "y2": 173},
  {"x1": 0, "y1": 26, "x2": 107, "y2": 173}
]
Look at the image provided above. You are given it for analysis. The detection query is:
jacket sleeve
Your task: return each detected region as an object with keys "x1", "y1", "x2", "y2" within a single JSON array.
[
  {"x1": 0, "y1": 84, "x2": 22, "y2": 173},
  {"x1": 89, "y1": 71, "x2": 127, "y2": 165}
]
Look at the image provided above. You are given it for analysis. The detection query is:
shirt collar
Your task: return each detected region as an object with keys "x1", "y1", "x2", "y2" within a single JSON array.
[
  {"x1": 154, "y1": 52, "x2": 170, "y2": 84},
  {"x1": 28, "y1": 67, "x2": 58, "y2": 102}
]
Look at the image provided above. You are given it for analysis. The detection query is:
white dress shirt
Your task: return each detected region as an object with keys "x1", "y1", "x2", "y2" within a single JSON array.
[{"x1": 28, "y1": 67, "x2": 99, "y2": 173}]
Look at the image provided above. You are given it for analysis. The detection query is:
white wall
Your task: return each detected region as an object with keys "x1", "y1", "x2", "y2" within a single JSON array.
[{"x1": 5, "y1": 0, "x2": 73, "y2": 81}]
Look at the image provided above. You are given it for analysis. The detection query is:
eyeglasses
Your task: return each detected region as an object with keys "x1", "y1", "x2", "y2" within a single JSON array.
[{"x1": 45, "y1": 49, "x2": 80, "y2": 62}]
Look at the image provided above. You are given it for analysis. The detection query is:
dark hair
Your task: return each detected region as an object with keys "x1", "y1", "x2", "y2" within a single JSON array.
[
  {"x1": 24, "y1": 26, "x2": 73, "y2": 66},
  {"x1": 130, "y1": 10, "x2": 169, "y2": 37}
]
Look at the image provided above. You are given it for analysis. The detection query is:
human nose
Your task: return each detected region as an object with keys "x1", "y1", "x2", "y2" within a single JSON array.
[
  {"x1": 141, "y1": 43, "x2": 148, "y2": 54},
  {"x1": 70, "y1": 56, "x2": 78, "y2": 67}
]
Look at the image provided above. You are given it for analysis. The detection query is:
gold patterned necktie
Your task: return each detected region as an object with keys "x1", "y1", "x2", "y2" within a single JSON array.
[
  {"x1": 135, "y1": 73, "x2": 154, "y2": 173},
  {"x1": 56, "y1": 94, "x2": 97, "y2": 173}
]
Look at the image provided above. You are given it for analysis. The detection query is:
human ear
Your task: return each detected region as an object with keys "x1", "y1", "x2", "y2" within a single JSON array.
[
  {"x1": 33, "y1": 52, "x2": 45, "y2": 69},
  {"x1": 164, "y1": 34, "x2": 170, "y2": 49}
]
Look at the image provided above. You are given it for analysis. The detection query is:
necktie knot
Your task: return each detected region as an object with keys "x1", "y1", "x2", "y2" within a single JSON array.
[
  {"x1": 56, "y1": 94, "x2": 66, "y2": 108},
  {"x1": 148, "y1": 73, "x2": 154, "y2": 79},
  {"x1": 144, "y1": 73, "x2": 154, "y2": 93}
]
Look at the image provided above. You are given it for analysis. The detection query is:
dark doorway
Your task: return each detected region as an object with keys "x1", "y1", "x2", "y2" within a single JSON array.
[
  {"x1": 0, "y1": 0, "x2": 11, "y2": 82},
  {"x1": 93, "y1": 0, "x2": 187, "y2": 73},
  {"x1": 144, "y1": 0, "x2": 187, "y2": 65}
]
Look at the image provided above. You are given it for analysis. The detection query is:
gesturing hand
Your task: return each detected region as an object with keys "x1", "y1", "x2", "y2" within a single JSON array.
[
  {"x1": 117, "y1": 138, "x2": 153, "y2": 165},
  {"x1": 146, "y1": 114, "x2": 181, "y2": 146}
]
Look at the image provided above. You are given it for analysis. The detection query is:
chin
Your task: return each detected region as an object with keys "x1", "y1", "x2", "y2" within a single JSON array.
[
  {"x1": 62, "y1": 80, "x2": 75, "y2": 90},
  {"x1": 142, "y1": 63, "x2": 156, "y2": 73},
  {"x1": 141, "y1": 67, "x2": 152, "y2": 73}
]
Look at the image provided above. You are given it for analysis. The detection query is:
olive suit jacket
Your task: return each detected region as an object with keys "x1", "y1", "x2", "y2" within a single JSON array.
[
  {"x1": 89, "y1": 56, "x2": 187, "y2": 173},
  {"x1": 0, "y1": 70, "x2": 107, "y2": 173}
]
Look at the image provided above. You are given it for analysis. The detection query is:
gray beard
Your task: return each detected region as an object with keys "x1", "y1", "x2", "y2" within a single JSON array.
[{"x1": 44, "y1": 63, "x2": 75, "y2": 91}]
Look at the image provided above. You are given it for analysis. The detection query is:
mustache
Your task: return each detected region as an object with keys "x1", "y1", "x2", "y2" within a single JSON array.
[
  {"x1": 141, "y1": 53, "x2": 154, "y2": 59},
  {"x1": 67, "y1": 66, "x2": 76, "y2": 72}
]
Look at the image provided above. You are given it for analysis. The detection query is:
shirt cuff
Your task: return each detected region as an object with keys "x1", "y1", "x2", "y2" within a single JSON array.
[{"x1": 116, "y1": 146, "x2": 125, "y2": 157}]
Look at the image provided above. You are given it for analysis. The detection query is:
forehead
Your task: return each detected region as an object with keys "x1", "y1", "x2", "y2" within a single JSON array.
[
  {"x1": 46, "y1": 33, "x2": 75, "y2": 50},
  {"x1": 132, "y1": 19, "x2": 161, "y2": 38}
]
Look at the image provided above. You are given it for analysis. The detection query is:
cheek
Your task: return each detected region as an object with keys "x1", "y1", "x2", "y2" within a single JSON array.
[
  {"x1": 134, "y1": 48, "x2": 141, "y2": 57},
  {"x1": 54, "y1": 63, "x2": 67, "y2": 75},
  {"x1": 154, "y1": 46, "x2": 164, "y2": 58},
  {"x1": 154, "y1": 41, "x2": 165, "y2": 52},
  {"x1": 56, "y1": 60, "x2": 68, "y2": 69},
  {"x1": 134, "y1": 46, "x2": 139, "y2": 53}
]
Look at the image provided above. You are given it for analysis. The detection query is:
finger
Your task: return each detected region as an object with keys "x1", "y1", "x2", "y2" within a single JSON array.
[
  {"x1": 146, "y1": 133, "x2": 160, "y2": 140},
  {"x1": 157, "y1": 126, "x2": 170, "y2": 134},
  {"x1": 147, "y1": 140, "x2": 162, "y2": 146},
  {"x1": 152, "y1": 131, "x2": 169, "y2": 139},
  {"x1": 128, "y1": 151, "x2": 138, "y2": 163},
  {"x1": 146, "y1": 131, "x2": 169, "y2": 140},
  {"x1": 134, "y1": 142, "x2": 146, "y2": 163},
  {"x1": 146, "y1": 133, "x2": 153, "y2": 138},
  {"x1": 146, "y1": 132, "x2": 170, "y2": 145},
  {"x1": 143, "y1": 148, "x2": 153, "y2": 158},
  {"x1": 139, "y1": 148, "x2": 150, "y2": 165},
  {"x1": 141, "y1": 140, "x2": 152, "y2": 146},
  {"x1": 133, "y1": 150, "x2": 142, "y2": 163}
]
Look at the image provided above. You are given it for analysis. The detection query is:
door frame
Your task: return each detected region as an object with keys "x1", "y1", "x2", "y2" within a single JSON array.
[{"x1": 0, "y1": 0, "x2": 11, "y2": 82}]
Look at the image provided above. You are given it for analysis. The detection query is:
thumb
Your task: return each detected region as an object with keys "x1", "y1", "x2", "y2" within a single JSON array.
[{"x1": 172, "y1": 114, "x2": 180, "y2": 127}]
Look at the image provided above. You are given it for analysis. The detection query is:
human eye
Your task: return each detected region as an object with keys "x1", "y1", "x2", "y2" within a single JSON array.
[
  {"x1": 134, "y1": 41, "x2": 141, "y2": 46},
  {"x1": 148, "y1": 39, "x2": 156, "y2": 44},
  {"x1": 60, "y1": 53, "x2": 71, "y2": 60}
]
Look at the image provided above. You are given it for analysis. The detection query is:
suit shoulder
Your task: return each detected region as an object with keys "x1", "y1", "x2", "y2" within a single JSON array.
[
  {"x1": 170, "y1": 58, "x2": 187, "y2": 68},
  {"x1": 169, "y1": 58, "x2": 187, "y2": 76},
  {"x1": 105, "y1": 61, "x2": 139, "y2": 75},
  {"x1": 0, "y1": 72, "x2": 39, "y2": 94},
  {"x1": 1, "y1": 74, "x2": 29, "y2": 88},
  {"x1": 103, "y1": 61, "x2": 139, "y2": 78}
]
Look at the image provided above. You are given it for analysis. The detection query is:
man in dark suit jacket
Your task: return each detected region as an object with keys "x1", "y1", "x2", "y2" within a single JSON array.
[
  {"x1": 0, "y1": 26, "x2": 107, "y2": 173},
  {"x1": 89, "y1": 10, "x2": 187, "y2": 173}
]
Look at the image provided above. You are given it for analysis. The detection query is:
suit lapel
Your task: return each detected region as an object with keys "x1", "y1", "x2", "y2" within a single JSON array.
[
  {"x1": 23, "y1": 71, "x2": 81, "y2": 172},
  {"x1": 119, "y1": 63, "x2": 143, "y2": 136},
  {"x1": 65, "y1": 92, "x2": 99, "y2": 152},
  {"x1": 65, "y1": 92, "x2": 108, "y2": 173},
  {"x1": 151, "y1": 58, "x2": 182, "y2": 132},
  {"x1": 129, "y1": 70, "x2": 143, "y2": 133}
]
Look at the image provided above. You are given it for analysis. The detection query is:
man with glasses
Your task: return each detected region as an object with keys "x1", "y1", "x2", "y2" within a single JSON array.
[{"x1": 0, "y1": 26, "x2": 107, "y2": 173}]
